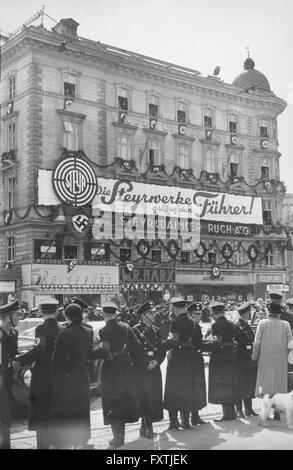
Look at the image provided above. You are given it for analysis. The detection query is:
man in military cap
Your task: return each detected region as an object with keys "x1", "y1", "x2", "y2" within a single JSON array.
[
  {"x1": 208, "y1": 301, "x2": 241, "y2": 421},
  {"x1": 132, "y1": 300, "x2": 165, "y2": 439},
  {"x1": 16, "y1": 299, "x2": 63, "y2": 449},
  {"x1": 235, "y1": 302, "x2": 258, "y2": 418},
  {"x1": 267, "y1": 289, "x2": 283, "y2": 305},
  {"x1": 186, "y1": 302, "x2": 207, "y2": 425},
  {"x1": 0, "y1": 298, "x2": 20, "y2": 448},
  {"x1": 163, "y1": 297, "x2": 203, "y2": 430},
  {"x1": 99, "y1": 301, "x2": 141, "y2": 448},
  {"x1": 29, "y1": 306, "x2": 39, "y2": 318},
  {"x1": 281, "y1": 298, "x2": 293, "y2": 332}
]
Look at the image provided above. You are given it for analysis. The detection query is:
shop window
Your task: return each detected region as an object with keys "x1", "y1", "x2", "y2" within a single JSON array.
[
  {"x1": 9, "y1": 74, "x2": 16, "y2": 100},
  {"x1": 151, "y1": 249, "x2": 162, "y2": 263},
  {"x1": 263, "y1": 200, "x2": 272, "y2": 225},
  {"x1": 118, "y1": 96, "x2": 128, "y2": 111},
  {"x1": 149, "y1": 103, "x2": 158, "y2": 118},
  {"x1": 7, "y1": 236, "x2": 15, "y2": 262},
  {"x1": 177, "y1": 143, "x2": 189, "y2": 169},
  {"x1": 8, "y1": 123, "x2": 16, "y2": 150},
  {"x1": 265, "y1": 245, "x2": 274, "y2": 266},
  {"x1": 63, "y1": 121, "x2": 79, "y2": 151},
  {"x1": 64, "y1": 244, "x2": 78, "y2": 260},
  {"x1": 181, "y1": 251, "x2": 190, "y2": 263},
  {"x1": 7, "y1": 177, "x2": 16, "y2": 210},
  {"x1": 117, "y1": 132, "x2": 131, "y2": 160}
]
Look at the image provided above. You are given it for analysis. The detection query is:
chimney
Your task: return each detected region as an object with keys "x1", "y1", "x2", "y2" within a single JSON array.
[{"x1": 52, "y1": 18, "x2": 79, "y2": 39}]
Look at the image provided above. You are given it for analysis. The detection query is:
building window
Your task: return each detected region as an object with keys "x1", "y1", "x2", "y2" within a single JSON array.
[
  {"x1": 85, "y1": 242, "x2": 110, "y2": 261},
  {"x1": 228, "y1": 113, "x2": 238, "y2": 133},
  {"x1": 177, "y1": 101, "x2": 187, "y2": 123},
  {"x1": 265, "y1": 244, "x2": 274, "y2": 266},
  {"x1": 118, "y1": 96, "x2": 128, "y2": 111},
  {"x1": 263, "y1": 200, "x2": 272, "y2": 225},
  {"x1": 8, "y1": 123, "x2": 16, "y2": 150},
  {"x1": 149, "y1": 139, "x2": 162, "y2": 165},
  {"x1": 273, "y1": 121, "x2": 277, "y2": 140},
  {"x1": 63, "y1": 73, "x2": 76, "y2": 98},
  {"x1": 34, "y1": 240, "x2": 58, "y2": 260},
  {"x1": 261, "y1": 166, "x2": 269, "y2": 179},
  {"x1": 7, "y1": 236, "x2": 15, "y2": 262},
  {"x1": 204, "y1": 116, "x2": 213, "y2": 128},
  {"x1": 63, "y1": 121, "x2": 79, "y2": 150},
  {"x1": 7, "y1": 177, "x2": 16, "y2": 210},
  {"x1": 229, "y1": 154, "x2": 240, "y2": 177},
  {"x1": 205, "y1": 148, "x2": 216, "y2": 173},
  {"x1": 259, "y1": 119, "x2": 269, "y2": 137},
  {"x1": 181, "y1": 251, "x2": 190, "y2": 263},
  {"x1": 177, "y1": 143, "x2": 189, "y2": 169},
  {"x1": 149, "y1": 103, "x2": 158, "y2": 118},
  {"x1": 9, "y1": 75, "x2": 16, "y2": 100},
  {"x1": 117, "y1": 132, "x2": 131, "y2": 160},
  {"x1": 208, "y1": 251, "x2": 217, "y2": 265},
  {"x1": 236, "y1": 245, "x2": 243, "y2": 265},
  {"x1": 64, "y1": 244, "x2": 78, "y2": 260},
  {"x1": 151, "y1": 249, "x2": 162, "y2": 263},
  {"x1": 120, "y1": 247, "x2": 131, "y2": 262}
]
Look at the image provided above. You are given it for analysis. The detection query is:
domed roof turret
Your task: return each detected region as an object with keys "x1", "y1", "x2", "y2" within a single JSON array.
[{"x1": 232, "y1": 57, "x2": 271, "y2": 92}]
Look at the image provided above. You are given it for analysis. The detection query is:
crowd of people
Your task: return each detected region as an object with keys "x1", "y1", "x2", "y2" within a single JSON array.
[{"x1": 1, "y1": 289, "x2": 293, "y2": 450}]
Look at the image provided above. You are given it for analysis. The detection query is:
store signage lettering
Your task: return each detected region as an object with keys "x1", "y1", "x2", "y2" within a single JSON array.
[
  {"x1": 120, "y1": 267, "x2": 175, "y2": 283},
  {"x1": 257, "y1": 274, "x2": 284, "y2": 284},
  {"x1": 204, "y1": 222, "x2": 251, "y2": 236}
]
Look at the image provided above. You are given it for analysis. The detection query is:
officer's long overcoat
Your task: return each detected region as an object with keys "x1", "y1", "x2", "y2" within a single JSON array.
[
  {"x1": 18, "y1": 318, "x2": 63, "y2": 431},
  {"x1": 235, "y1": 318, "x2": 257, "y2": 399},
  {"x1": 208, "y1": 316, "x2": 242, "y2": 404},
  {"x1": 163, "y1": 313, "x2": 207, "y2": 412},
  {"x1": 99, "y1": 319, "x2": 141, "y2": 425},
  {"x1": 50, "y1": 322, "x2": 96, "y2": 448},
  {"x1": 132, "y1": 322, "x2": 165, "y2": 421}
]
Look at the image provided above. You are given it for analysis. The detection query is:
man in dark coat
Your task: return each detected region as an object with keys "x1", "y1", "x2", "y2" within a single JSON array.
[
  {"x1": 0, "y1": 299, "x2": 20, "y2": 449},
  {"x1": 235, "y1": 302, "x2": 258, "y2": 418},
  {"x1": 132, "y1": 301, "x2": 165, "y2": 439},
  {"x1": 163, "y1": 297, "x2": 204, "y2": 430},
  {"x1": 186, "y1": 302, "x2": 207, "y2": 425},
  {"x1": 208, "y1": 301, "x2": 241, "y2": 421},
  {"x1": 282, "y1": 298, "x2": 293, "y2": 332},
  {"x1": 99, "y1": 302, "x2": 141, "y2": 449},
  {"x1": 16, "y1": 299, "x2": 63, "y2": 449}
]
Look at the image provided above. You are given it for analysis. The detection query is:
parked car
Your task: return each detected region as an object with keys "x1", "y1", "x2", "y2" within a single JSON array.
[{"x1": 12, "y1": 318, "x2": 106, "y2": 407}]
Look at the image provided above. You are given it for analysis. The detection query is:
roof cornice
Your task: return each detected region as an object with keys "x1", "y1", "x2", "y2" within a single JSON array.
[{"x1": 1, "y1": 26, "x2": 287, "y2": 113}]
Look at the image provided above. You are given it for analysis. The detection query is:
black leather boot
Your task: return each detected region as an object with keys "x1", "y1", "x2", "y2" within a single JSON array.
[
  {"x1": 235, "y1": 401, "x2": 245, "y2": 418},
  {"x1": 191, "y1": 410, "x2": 207, "y2": 425},
  {"x1": 214, "y1": 404, "x2": 230, "y2": 422},
  {"x1": 167, "y1": 411, "x2": 181, "y2": 430},
  {"x1": 144, "y1": 416, "x2": 154, "y2": 439},
  {"x1": 109, "y1": 421, "x2": 125, "y2": 448},
  {"x1": 181, "y1": 411, "x2": 191, "y2": 430},
  {"x1": 244, "y1": 398, "x2": 258, "y2": 417},
  {"x1": 139, "y1": 417, "x2": 146, "y2": 437}
]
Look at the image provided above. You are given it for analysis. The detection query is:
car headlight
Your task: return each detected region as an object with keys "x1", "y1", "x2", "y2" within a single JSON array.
[{"x1": 22, "y1": 369, "x2": 32, "y2": 388}]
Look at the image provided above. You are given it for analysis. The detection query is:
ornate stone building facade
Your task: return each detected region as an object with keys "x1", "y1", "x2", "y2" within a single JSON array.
[{"x1": 0, "y1": 18, "x2": 288, "y2": 307}]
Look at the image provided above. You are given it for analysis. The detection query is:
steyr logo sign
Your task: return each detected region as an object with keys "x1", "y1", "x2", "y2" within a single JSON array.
[{"x1": 52, "y1": 156, "x2": 97, "y2": 207}]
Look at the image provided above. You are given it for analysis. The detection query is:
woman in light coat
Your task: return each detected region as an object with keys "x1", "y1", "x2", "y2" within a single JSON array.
[{"x1": 252, "y1": 302, "x2": 292, "y2": 406}]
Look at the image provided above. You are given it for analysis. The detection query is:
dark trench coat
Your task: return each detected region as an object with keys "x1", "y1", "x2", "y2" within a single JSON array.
[
  {"x1": 17, "y1": 318, "x2": 63, "y2": 431},
  {"x1": 163, "y1": 314, "x2": 207, "y2": 412},
  {"x1": 236, "y1": 318, "x2": 257, "y2": 399},
  {"x1": 132, "y1": 322, "x2": 165, "y2": 421},
  {"x1": 99, "y1": 319, "x2": 140, "y2": 425},
  {"x1": 208, "y1": 316, "x2": 242, "y2": 404}
]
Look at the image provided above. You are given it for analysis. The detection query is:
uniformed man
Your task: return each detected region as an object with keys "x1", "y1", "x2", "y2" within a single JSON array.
[
  {"x1": 267, "y1": 289, "x2": 283, "y2": 305},
  {"x1": 208, "y1": 301, "x2": 241, "y2": 421},
  {"x1": 56, "y1": 306, "x2": 66, "y2": 322},
  {"x1": 0, "y1": 299, "x2": 20, "y2": 449},
  {"x1": 132, "y1": 301, "x2": 165, "y2": 439},
  {"x1": 235, "y1": 302, "x2": 258, "y2": 418},
  {"x1": 99, "y1": 302, "x2": 141, "y2": 448},
  {"x1": 186, "y1": 302, "x2": 207, "y2": 426},
  {"x1": 163, "y1": 297, "x2": 204, "y2": 430},
  {"x1": 154, "y1": 304, "x2": 171, "y2": 341},
  {"x1": 16, "y1": 299, "x2": 63, "y2": 449},
  {"x1": 29, "y1": 306, "x2": 39, "y2": 318},
  {"x1": 282, "y1": 298, "x2": 293, "y2": 332}
]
